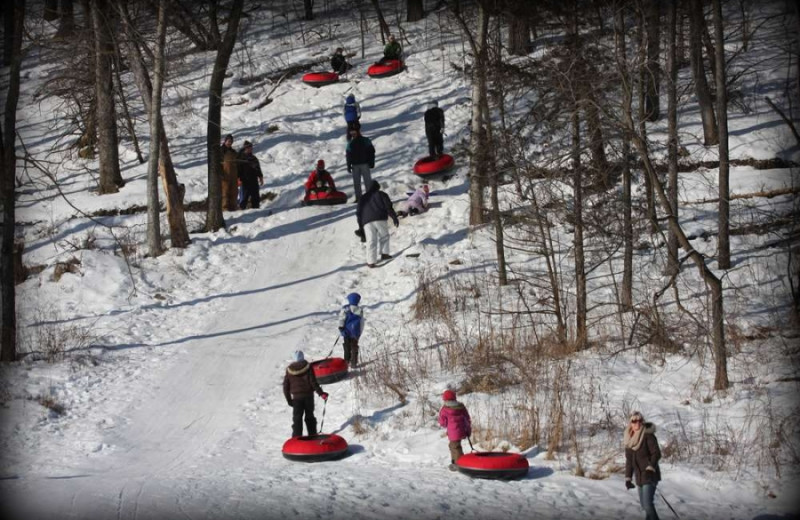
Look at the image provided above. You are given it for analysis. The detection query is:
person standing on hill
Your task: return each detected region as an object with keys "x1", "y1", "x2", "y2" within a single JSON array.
[
  {"x1": 331, "y1": 47, "x2": 349, "y2": 75},
  {"x1": 356, "y1": 180, "x2": 398, "y2": 268},
  {"x1": 343, "y1": 94, "x2": 362, "y2": 142},
  {"x1": 338, "y1": 292, "x2": 364, "y2": 367},
  {"x1": 438, "y1": 389, "x2": 471, "y2": 471},
  {"x1": 283, "y1": 350, "x2": 328, "y2": 438},
  {"x1": 237, "y1": 140, "x2": 264, "y2": 209},
  {"x1": 624, "y1": 411, "x2": 662, "y2": 520},
  {"x1": 220, "y1": 134, "x2": 239, "y2": 211},
  {"x1": 424, "y1": 101, "x2": 445, "y2": 158},
  {"x1": 381, "y1": 34, "x2": 402, "y2": 63},
  {"x1": 346, "y1": 122, "x2": 375, "y2": 202}
]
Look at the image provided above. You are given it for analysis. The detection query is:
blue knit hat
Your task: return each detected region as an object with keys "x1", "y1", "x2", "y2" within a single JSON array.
[
  {"x1": 346, "y1": 292, "x2": 361, "y2": 306},
  {"x1": 293, "y1": 350, "x2": 304, "y2": 362},
  {"x1": 346, "y1": 94, "x2": 355, "y2": 103}
]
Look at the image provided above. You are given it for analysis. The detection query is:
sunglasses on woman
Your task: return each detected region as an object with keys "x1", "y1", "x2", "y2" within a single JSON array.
[{"x1": 630, "y1": 418, "x2": 642, "y2": 423}]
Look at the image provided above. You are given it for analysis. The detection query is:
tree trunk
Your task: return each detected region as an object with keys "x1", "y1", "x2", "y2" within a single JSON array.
[
  {"x1": 676, "y1": 4, "x2": 687, "y2": 68},
  {"x1": 689, "y1": 0, "x2": 718, "y2": 145},
  {"x1": 118, "y1": 3, "x2": 190, "y2": 249},
  {"x1": 615, "y1": 3, "x2": 633, "y2": 309},
  {"x1": 370, "y1": 0, "x2": 391, "y2": 42},
  {"x1": 146, "y1": 2, "x2": 167, "y2": 258},
  {"x1": 466, "y1": 3, "x2": 490, "y2": 226},
  {"x1": 3, "y1": 1, "x2": 13, "y2": 66},
  {"x1": 666, "y1": 0, "x2": 679, "y2": 277},
  {"x1": 205, "y1": 0, "x2": 244, "y2": 233},
  {"x1": 303, "y1": 0, "x2": 314, "y2": 21},
  {"x1": 44, "y1": 0, "x2": 58, "y2": 21},
  {"x1": 712, "y1": 0, "x2": 730, "y2": 269},
  {"x1": 572, "y1": 107, "x2": 587, "y2": 349},
  {"x1": 624, "y1": 107, "x2": 729, "y2": 392},
  {"x1": 1, "y1": 0, "x2": 24, "y2": 363},
  {"x1": 407, "y1": 0, "x2": 424, "y2": 22},
  {"x1": 637, "y1": 8, "x2": 656, "y2": 232},
  {"x1": 112, "y1": 37, "x2": 144, "y2": 164},
  {"x1": 93, "y1": 0, "x2": 124, "y2": 194},
  {"x1": 644, "y1": 0, "x2": 661, "y2": 121},
  {"x1": 507, "y1": 14, "x2": 530, "y2": 56},
  {"x1": 55, "y1": 0, "x2": 75, "y2": 38}
]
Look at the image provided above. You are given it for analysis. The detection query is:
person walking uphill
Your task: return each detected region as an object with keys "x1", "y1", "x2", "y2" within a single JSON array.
[
  {"x1": 356, "y1": 180, "x2": 398, "y2": 268},
  {"x1": 237, "y1": 141, "x2": 264, "y2": 209},
  {"x1": 438, "y1": 389, "x2": 471, "y2": 471},
  {"x1": 283, "y1": 351, "x2": 328, "y2": 438},
  {"x1": 343, "y1": 94, "x2": 361, "y2": 142},
  {"x1": 424, "y1": 101, "x2": 445, "y2": 158},
  {"x1": 220, "y1": 134, "x2": 239, "y2": 211},
  {"x1": 625, "y1": 411, "x2": 662, "y2": 520},
  {"x1": 346, "y1": 123, "x2": 375, "y2": 202},
  {"x1": 338, "y1": 292, "x2": 364, "y2": 367}
]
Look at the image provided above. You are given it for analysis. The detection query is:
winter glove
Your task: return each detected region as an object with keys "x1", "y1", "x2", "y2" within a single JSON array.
[
  {"x1": 287, "y1": 399, "x2": 293, "y2": 407},
  {"x1": 625, "y1": 480, "x2": 635, "y2": 490},
  {"x1": 321, "y1": 393, "x2": 329, "y2": 401},
  {"x1": 393, "y1": 219, "x2": 399, "y2": 228},
  {"x1": 347, "y1": 165, "x2": 353, "y2": 173},
  {"x1": 338, "y1": 326, "x2": 345, "y2": 333}
]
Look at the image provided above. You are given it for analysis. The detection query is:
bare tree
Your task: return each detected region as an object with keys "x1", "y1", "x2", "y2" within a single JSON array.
[
  {"x1": 303, "y1": 0, "x2": 314, "y2": 21},
  {"x1": 666, "y1": 0, "x2": 679, "y2": 276},
  {"x1": 451, "y1": 1, "x2": 490, "y2": 226},
  {"x1": 614, "y1": 2, "x2": 633, "y2": 308},
  {"x1": 118, "y1": 3, "x2": 190, "y2": 249},
  {"x1": 688, "y1": 0, "x2": 718, "y2": 145},
  {"x1": 370, "y1": 0, "x2": 391, "y2": 42},
  {"x1": 636, "y1": 7, "x2": 656, "y2": 231},
  {"x1": 55, "y1": 0, "x2": 75, "y2": 38},
  {"x1": 506, "y1": 3, "x2": 531, "y2": 56},
  {"x1": 44, "y1": 0, "x2": 58, "y2": 21},
  {"x1": 146, "y1": 1, "x2": 167, "y2": 258},
  {"x1": 407, "y1": 0, "x2": 424, "y2": 22},
  {"x1": 712, "y1": 0, "x2": 730, "y2": 269},
  {"x1": 1, "y1": 0, "x2": 24, "y2": 362},
  {"x1": 643, "y1": 0, "x2": 661, "y2": 121},
  {"x1": 92, "y1": 0, "x2": 125, "y2": 194},
  {"x1": 205, "y1": 0, "x2": 244, "y2": 232}
]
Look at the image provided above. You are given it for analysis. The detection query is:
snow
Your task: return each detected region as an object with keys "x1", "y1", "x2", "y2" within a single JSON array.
[{"x1": 1, "y1": 2, "x2": 798, "y2": 520}]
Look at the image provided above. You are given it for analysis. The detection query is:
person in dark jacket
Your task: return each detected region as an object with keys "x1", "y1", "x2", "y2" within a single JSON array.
[
  {"x1": 331, "y1": 47, "x2": 349, "y2": 75},
  {"x1": 283, "y1": 351, "x2": 328, "y2": 437},
  {"x1": 625, "y1": 411, "x2": 662, "y2": 520},
  {"x1": 424, "y1": 101, "x2": 445, "y2": 158},
  {"x1": 356, "y1": 180, "x2": 398, "y2": 268},
  {"x1": 304, "y1": 159, "x2": 336, "y2": 200},
  {"x1": 346, "y1": 123, "x2": 375, "y2": 202},
  {"x1": 237, "y1": 141, "x2": 264, "y2": 209}
]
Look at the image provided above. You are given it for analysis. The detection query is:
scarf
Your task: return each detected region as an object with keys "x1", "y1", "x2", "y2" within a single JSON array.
[{"x1": 624, "y1": 422, "x2": 656, "y2": 451}]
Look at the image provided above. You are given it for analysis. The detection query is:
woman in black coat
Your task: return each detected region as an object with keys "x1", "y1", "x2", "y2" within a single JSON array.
[{"x1": 625, "y1": 411, "x2": 662, "y2": 520}]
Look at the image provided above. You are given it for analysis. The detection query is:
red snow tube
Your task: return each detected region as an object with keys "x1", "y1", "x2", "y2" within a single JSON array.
[
  {"x1": 304, "y1": 190, "x2": 348, "y2": 206},
  {"x1": 311, "y1": 357, "x2": 349, "y2": 384},
  {"x1": 367, "y1": 59, "x2": 404, "y2": 78},
  {"x1": 413, "y1": 154, "x2": 455, "y2": 177},
  {"x1": 302, "y1": 71, "x2": 340, "y2": 87},
  {"x1": 282, "y1": 434, "x2": 349, "y2": 462},
  {"x1": 456, "y1": 452, "x2": 529, "y2": 480}
]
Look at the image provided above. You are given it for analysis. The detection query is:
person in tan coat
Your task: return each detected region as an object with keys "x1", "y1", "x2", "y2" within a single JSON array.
[{"x1": 220, "y1": 134, "x2": 239, "y2": 211}]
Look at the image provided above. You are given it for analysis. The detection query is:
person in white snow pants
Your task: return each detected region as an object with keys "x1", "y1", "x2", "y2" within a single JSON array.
[{"x1": 356, "y1": 180, "x2": 398, "y2": 268}]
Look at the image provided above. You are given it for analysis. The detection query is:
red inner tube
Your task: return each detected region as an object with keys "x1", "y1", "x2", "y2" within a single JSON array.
[
  {"x1": 367, "y1": 60, "x2": 403, "y2": 78},
  {"x1": 413, "y1": 154, "x2": 454, "y2": 176},
  {"x1": 456, "y1": 452, "x2": 529, "y2": 479},
  {"x1": 282, "y1": 434, "x2": 349, "y2": 461},
  {"x1": 302, "y1": 72, "x2": 339, "y2": 86},
  {"x1": 311, "y1": 357, "x2": 349, "y2": 383},
  {"x1": 305, "y1": 190, "x2": 347, "y2": 204}
]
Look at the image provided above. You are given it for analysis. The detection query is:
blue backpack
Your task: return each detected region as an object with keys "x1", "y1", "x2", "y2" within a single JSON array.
[
  {"x1": 344, "y1": 100, "x2": 359, "y2": 123},
  {"x1": 342, "y1": 307, "x2": 363, "y2": 338}
]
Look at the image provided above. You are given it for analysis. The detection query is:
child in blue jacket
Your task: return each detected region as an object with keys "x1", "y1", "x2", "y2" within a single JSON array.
[{"x1": 338, "y1": 293, "x2": 364, "y2": 367}]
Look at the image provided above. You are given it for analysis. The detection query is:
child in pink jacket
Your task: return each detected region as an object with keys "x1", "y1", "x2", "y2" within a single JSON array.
[{"x1": 438, "y1": 389, "x2": 471, "y2": 470}]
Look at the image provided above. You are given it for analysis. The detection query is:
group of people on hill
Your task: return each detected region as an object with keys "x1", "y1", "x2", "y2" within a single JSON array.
[
  {"x1": 329, "y1": 34, "x2": 403, "y2": 76},
  {"x1": 219, "y1": 134, "x2": 264, "y2": 211}
]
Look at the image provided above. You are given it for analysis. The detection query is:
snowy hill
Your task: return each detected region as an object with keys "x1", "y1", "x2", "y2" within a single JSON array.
[{"x1": 1, "y1": 1, "x2": 798, "y2": 519}]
